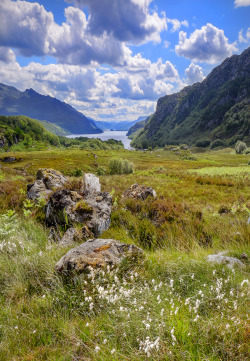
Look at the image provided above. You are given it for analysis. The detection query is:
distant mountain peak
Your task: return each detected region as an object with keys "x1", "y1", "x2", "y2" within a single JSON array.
[{"x1": 0, "y1": 83, "x2": 102, "y2": 134}]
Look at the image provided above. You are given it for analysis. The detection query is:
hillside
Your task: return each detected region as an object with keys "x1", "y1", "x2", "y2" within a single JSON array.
[
  {"x1": 94, "y1": 116, "x2": 148, "y2": 131},
  {"x1": 132, "y1": 47, "x2": 250, "y2": 149},
  {"x1": 0, "y1": 83, "x2": 102, "y2": 134},
  {"x1": 127, "y1": 115, "x2": 151, "y2": 139},
  {"x1": 0, "y1": 115, "x2": 60, "y2": 149}
]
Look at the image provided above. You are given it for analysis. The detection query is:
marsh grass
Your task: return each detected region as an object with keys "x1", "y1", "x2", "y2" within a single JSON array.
[{"x1": 0, "y1": 147, "x2": 249, "y2": 360}]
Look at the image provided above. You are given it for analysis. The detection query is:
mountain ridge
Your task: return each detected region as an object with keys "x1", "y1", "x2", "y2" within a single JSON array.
[
  {"x1": 132, "y1": 47, "x2": 250, "y2": 148},
  {"x1": 0, "y1": 83, "x2": 102, "y2": 135}
]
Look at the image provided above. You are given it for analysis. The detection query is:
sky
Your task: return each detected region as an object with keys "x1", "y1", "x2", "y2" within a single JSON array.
[{"x1": 0, "y1": 0, "x2": 249, "y2": 122}]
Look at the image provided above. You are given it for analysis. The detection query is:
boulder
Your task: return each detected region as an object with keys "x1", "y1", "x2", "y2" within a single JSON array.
[
  {"x1": 206, "y1": 251, "x2": 245, "y2": 268},
  {"x1": 45, "y1": 189, "x2": 112, "y2": 237},
  {"x1": 59, "y1": 226, "x2": 93, "y2": 247},
  {"x1": 81, "y1": 173, "x2": 101, "y2": 195},
  {"x1": 4, "y1": 156, "x2": 16, "y2": 162},
  {"x1": 123, "y1": 183, "x2": 156, "y2": 200},
  {"x1": 27, "y1": 168, "x2": 68, "y2": 201},
  {"x1": 55, "y1": 238, "x2": 143, "y2": 273}
]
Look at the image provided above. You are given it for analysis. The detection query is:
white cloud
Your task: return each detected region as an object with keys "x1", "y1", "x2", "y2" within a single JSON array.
[
  {"x1": 238, "y1": 28, "x2": 250, "y2": 43},
  {"x1": 65, "y1": 0, "x2": 167, "y2": 44},
  {"x1": 175, "y1": 23, "x2": 238, "y2": 64},
  {"x1": 166, "y1": 18, "x2": 188, "y2": 32},
  {"x1": 0, "y1": 54, "x2": 181, "y2": 120},
  {"x1": 185, "y1": 63, "x2": 205, "y2": 84},
  {"x1": 234, "y1": 0, "x2": 250, "y2": 7},
  {"x1": 0, "y1": 47, "x2": 16, "y2": 63},
  {"x1": 0, "y1": 0, "x2": 53, "y2": 56}
]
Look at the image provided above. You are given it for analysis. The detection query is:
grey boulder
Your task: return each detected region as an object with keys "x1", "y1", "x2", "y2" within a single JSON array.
[
  {"x1": 27, "y1": 168, "x2": 68, "y2": 201},
  {"x1": 123, "y1": 183, "x2": 156, "y2": 200},
  {"x1": 207, "y1": 251, "x2": 245, "y2": 268},
  {"x1": 55, "y1": 238, "x2": 143, "y2": 273}
]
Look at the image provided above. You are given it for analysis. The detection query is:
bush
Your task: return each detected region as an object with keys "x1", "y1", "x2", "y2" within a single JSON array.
[
  {"x1": 210, "y1": 139, "x2": 225, "y2": 149},
  {"x1": 70, "y1": 168, "x2": 83, "y2": 177},
  {"x1": 108, "y1": 158, "x2": 134, "y2": 175},
  {"x1": 96, "y1": 166, "x2": 106, "y2": 176},
  {"x1": 235, "y1": 140, "x2": 247, "y2": 154},
  {"x1": 196, "y1": 138, "x2": 211, "y2": 147}
]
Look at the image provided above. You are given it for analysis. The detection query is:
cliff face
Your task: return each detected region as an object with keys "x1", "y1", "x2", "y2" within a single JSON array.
[
  {"x1": 0, "y1": 84, "x2": 102, "y2": 134},
  {"x1": 132, "y1": 47, "x2": 250, "y2": 148}
]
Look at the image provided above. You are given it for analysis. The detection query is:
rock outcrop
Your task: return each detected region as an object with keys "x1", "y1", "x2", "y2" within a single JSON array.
[
  {"x1": 27, "y1": 168, "x2": 68, "y2": 201},
  {"x1": 55, "y1": 238, "x2": 143, "y2": 273},
  {"x1": 123, "y1": 183, "x2": 156, "y2": 200},
  {"x1": 59, "y1": 226, "x2": 93, "y2": 247},
  {"x1": 45, "y1": 189, "x2": 112, "y2": 236},
  {"x1": 206, "y1": 251, "x2": 245, "y2": 268},
  {"x1": 81, "y1": 173, "x2": 101, "y2": 195}
]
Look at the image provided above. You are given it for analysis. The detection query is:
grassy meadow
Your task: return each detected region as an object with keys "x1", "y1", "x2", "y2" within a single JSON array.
[{"x1": 0, "y1": 146, "x2": 249, "y2": 360}]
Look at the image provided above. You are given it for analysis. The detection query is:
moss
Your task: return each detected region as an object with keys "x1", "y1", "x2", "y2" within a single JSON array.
[{"x1": 74, "y1": 200, "x2": 93, "y2": 214}]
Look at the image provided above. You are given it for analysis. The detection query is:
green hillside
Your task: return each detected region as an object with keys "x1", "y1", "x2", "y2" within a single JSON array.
[
  {"x1": 132, "y1": 47, "x2": 250, "y2": 149},
  {"x1": 0, "y1": 115, "x2": 60, "y2": 150}
]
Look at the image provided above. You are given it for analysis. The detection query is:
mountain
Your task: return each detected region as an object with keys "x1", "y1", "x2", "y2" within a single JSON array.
[
  {"x1": 127, "y1": 115, "x2": 151, "y2": 139},
  {"x1": 0, "y1": 83, "x2": 102, "y2": 134},
  {"x1": 94, "y1": 116, "x2": 148, "y2": 131},
  {"x1": 132, "y1": 47, "x2": 250, "y2": 149}
]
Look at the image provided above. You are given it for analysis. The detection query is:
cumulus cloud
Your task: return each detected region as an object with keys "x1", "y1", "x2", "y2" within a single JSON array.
[
  {"x1": 0, "y1": 47, "x2": 16, "y2": 63},
  {"x1": 175, "y1": 23, "x2": 238, "y2": 64},
  {"x1": 185, "y1": 63, "x2": 205, "y2": 84},
  {"x1": 0, "y1": 0, "x2": 53, "y2": 56},
  {"x1": 238, "y1": 28, "x2": 250, "y2": 43},
  {"x1": 65, "y1": 0, "x2": 167, "y2": 43},
  {"x1": 166, "y1": 18, "x2": 188, "y2": 32},
  {"x1": 234, "y1": 0, "x2": 250, "y2": 7}
]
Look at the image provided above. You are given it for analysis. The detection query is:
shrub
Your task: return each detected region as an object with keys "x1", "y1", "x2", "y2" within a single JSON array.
[
  {"x1": 195, "y1": 138, "x2": 211, "y2": 147},
  {"x1": 235, "y1": 140, "x2": 247, "y2": 154},
  {"x1": 96, "y1": 166, "x2": 106, "y2": 176},
  {"x1": 70, "y1": 168, "x2": 83, "y2": 177},
  {"x1": 210, "y1": 139, "x2": 225, "y2": 149},
  {"x1": 108, "y1": 158, "x2": 134, "y2": 175}
]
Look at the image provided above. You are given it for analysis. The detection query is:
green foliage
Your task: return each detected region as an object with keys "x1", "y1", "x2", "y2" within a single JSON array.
[
  {"x1": 210, "y1": 139, "x2": 225, "y2": 149},
  {"x1": 96, "y1": 166, "x2": 107, "y2": 176},
  {"x1": 235, "y1": 140, "x2": 247, "y2": 154},
  {"x1": 108, "y1": 158, "x2": 134, "y2": 175},
  {"x1": 70, "y1": 168, "x2": 83, "y2": 177},
  {"x1": 196, "y1": 138, "x2": 211, "y2": 148}
]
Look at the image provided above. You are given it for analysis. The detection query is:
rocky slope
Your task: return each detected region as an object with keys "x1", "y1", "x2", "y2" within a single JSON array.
[
  {"x1": 132, "y1": 47, "x2": 250, "y2": 148},
  {"x1": 0, "y1": 83, "x2": 102, "y2": 134}
]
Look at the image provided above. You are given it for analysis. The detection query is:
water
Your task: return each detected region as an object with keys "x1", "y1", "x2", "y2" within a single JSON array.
[{"x1": 67, "y1": 130, "x2": 132, "y2": 150}]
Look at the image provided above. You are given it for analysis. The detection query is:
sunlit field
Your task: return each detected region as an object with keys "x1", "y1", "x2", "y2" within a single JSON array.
[{"x1": 0, "y1": 146, "x2": 249, "y2": 360}]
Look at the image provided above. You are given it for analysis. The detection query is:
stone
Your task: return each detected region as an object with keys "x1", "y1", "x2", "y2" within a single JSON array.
[
  {"x1": 45, "y1": 189, "x2": 112, "y2": 237},
  {"x1": 81, "y1": 173, "x2": 101, "y2": 195},
  {"x1": 55, "y1": 238, "x2": 143, "y2": 273},
  {"x1": 206, "y1": 251, "x2": 245, "y2": 268},
  {"x1": 3, "y1": 156, "x2": 16, "y2": 162},
  {"x1": 59, "y1": 226, "x2": 93, "y2": 247},
  {"x1": 27, "y1": 168, "x2": 68, "y2": 201},
  {"x1": 123, "y1": 183, "x2": 156, "y2": 200},
  {"x1": 36, "y1": 168, "x2": 68, "y2": 190}
]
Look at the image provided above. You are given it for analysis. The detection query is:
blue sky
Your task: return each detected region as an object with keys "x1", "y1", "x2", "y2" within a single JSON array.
[{"x1": 0, "y1": 0, "x2": 249, "y2": 122}]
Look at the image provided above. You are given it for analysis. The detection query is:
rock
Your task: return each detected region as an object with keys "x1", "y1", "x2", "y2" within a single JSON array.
[
  {"x1": 4, "y1": 156, "x2": 16, "y2": 162},
  {"x1": 206, "y1": 251, "x2": 245, "y2": 268},
  {"x1": 240, "y1": 253, "x2": 248, "y2": 261},
  {"x1": 123, "y1": 183, "x2": 156, "y2": 200},
  {"x1": 59, "y1": 226, "x2": 93, "y2": 247},
  {"x1": 36, "y1": 168, "x2": 68, "y2": 190},
  {"x1": 45, "y1": 189, "x2": 112, "y2": 236},
  {"x1": 27, "y1": 168, "x2": 68, "y2": 201},
  {"x1": 81, "y1": 173, "x2": 101, "y2": 195},
  {"x1": 55, "y1": 238, "x2": 143, "y2": 273}
]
